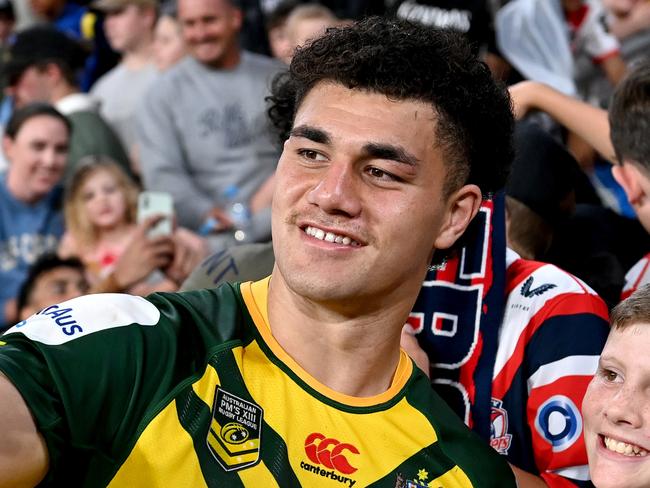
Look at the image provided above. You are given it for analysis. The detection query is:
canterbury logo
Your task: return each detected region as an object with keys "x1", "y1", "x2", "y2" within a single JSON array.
[
  {"x1": 304, "y1": 433, "x2": 359, "y2": 474},
  {"x1": 520, "y1": 276, "x2": 556, "y2": 298}
]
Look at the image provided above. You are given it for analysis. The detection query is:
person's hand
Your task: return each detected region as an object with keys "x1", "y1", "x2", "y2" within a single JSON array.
[
  {"x1": 400, "y1": 324, "x2": 430, "y2": 378},
  {"x1": 164, "y1": 228, "x2": 208, "y2": 285},
  {"x1": 111, "y1": 215, "x2": 175, "y2": 290},
  {"x1": 508, "y1": 81, "x2": 545, "y2": 119},
  {"x1": 203, "y1": 207, "x2": 233, "y2": 233}
]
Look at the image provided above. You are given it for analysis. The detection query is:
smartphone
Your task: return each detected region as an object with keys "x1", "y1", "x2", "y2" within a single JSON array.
[{"x1": 137, "y1": 191, "x2": 174, "y2": 237}]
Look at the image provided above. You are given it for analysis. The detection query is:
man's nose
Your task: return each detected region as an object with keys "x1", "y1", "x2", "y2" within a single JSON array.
[{"x1": 306, "y1": 161, "x2": 362, "y2": 217}]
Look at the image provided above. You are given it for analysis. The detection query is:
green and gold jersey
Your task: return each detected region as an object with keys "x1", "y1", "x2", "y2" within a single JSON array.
[{"x1": 0, "y1": 278, "x2": 516, "y2": 487}]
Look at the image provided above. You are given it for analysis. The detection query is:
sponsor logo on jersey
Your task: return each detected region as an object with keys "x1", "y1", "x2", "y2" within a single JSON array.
[
  {"x1": 520, "y1": 277, "x2": 556, "y2": 298},
  {"x1": 207, "y1": 387, "x2": 263, "y2": 472},
  {"x1": 2, "y1": 294, "x2": 159, "y2": 345},
  {"x1": 489, "y1": 398, "x2": 512, "y2": 455},
  {"x1": 534, "y1": 395, "x2": 582, "y2": 452},
  {"x1": 38, "y1": 304, "x2": 83, "y2": 336},
  {"x1": 300, "y1": 433, "x2": 359, "y2": 487}
]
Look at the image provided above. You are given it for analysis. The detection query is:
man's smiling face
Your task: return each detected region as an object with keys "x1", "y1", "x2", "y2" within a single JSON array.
[{"x1": 271, "y1": 81, "x2": 472, "y2": 310}]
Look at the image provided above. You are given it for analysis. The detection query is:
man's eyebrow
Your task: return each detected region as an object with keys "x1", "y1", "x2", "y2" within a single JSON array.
[
  {"x1": 363, "y1": 142, "x2": 420, "y2": 167},
  {"x1": 290, "y1": 125, "x2": 331, "y2": 144}
]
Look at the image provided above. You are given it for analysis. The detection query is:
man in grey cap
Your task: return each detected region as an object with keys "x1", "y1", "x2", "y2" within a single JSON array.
[
  {"x1": 3, "y1": 26, "x2": 132, "y2": 181},
  {"x1": 90, "y1": 0, "x2": 159, "y2": 168}
]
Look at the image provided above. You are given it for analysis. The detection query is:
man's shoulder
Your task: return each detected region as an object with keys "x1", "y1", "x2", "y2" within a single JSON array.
[
  {"x1": 145, "y1": 57, "x2": 195, "y2": 94},
  {"x1": 241, "y1": 51, "x2": 284, "y2": 74},
  {"x1": 507, "y1": 253, "x2": 603, "y2": 303},
  {"x1": 3, "y1": 294, "x2": 161, "y2": 346},
  {"x1": 2, "y1": 285, "x2": 247, "y2": 346},
  {"x1": 90, "y1": 64, "x2": 126, "y2": 96},
  {"x1": 622, "y1": 251, "x2": 650, "y2": 299}
]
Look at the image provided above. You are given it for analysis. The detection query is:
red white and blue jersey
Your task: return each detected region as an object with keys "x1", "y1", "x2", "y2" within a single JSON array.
[
  {"x1": 621, "y1": 252, "x2": 650, "y2": 300},
  {"x1": 408, "y1": 195, "x2": 609, "y2": 487},
  {"x1": 492, "y1": 249, "x2": 609, "y2": 486}
]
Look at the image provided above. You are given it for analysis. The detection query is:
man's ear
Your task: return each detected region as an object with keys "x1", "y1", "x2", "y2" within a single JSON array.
[
  {"x1": 230, "y1": 5, "x2": 244, "y2": 31},
  {"x1": 612, "y1": 162, "x2": 644, "y2": 206},
  {"x1": 433, "y1": 184, "x2": 482, "y2": 251},
  {"x1": 2, "y1": 135, "x2": 13, "y2": 162}
]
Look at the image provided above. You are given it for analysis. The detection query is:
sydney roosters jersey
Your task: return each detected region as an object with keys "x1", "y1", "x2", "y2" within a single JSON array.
[
  {"x1": 0, "y1": 279, "x2": 516, "y2": 487},
  {"x1": 621, "y1": 252, "x2": 650, "y2": 300},
  {"x1": 411, "y1": 248, "x2": 609, "y2": 487}
]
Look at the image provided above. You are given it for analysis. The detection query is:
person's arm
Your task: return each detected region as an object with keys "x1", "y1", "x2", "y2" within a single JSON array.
[
  {"x1": 57, "y1": 232, "x2": 78, "y2": 259},
  {"x1": 600, "y1": 54, "x2": 628, "y2": 86},
  {"x1": 509, "y1": 81, "x2": 617, "y2": 163},
  {"x1": 0, "y1": 373, "x2": 48, "y2": 487},
  {"x1": 510, "y1": 465, "x2": 548, "y2": 487},
  {"x1": 136, "y1": 82, "x2": 215, "y2": 231}
]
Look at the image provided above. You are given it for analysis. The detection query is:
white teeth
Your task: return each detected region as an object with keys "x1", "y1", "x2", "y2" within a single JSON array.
[
  {"x1": 604, "y1": 437, "x2": 648, "y2": 457},
  {"x1": 304, "y1": 226, "x2": 358, "y2": 247}
]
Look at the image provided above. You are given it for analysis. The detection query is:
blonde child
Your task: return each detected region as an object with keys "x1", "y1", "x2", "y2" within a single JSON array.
[{"x1": 59, "y1": 157, "x2": 203, "y2": 295}]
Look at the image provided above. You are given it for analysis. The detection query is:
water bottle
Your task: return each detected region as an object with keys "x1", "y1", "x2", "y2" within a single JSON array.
[{"x1": 224, "y1": 184, "x2": 251, "y2": 243}]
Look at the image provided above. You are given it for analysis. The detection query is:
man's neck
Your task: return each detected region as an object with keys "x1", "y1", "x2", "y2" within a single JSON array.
[
  {"x1": 50, "y1": 83, "x2": 78, "y2": 104},
  {"x1": 121, "y1": 36, "x2": 155, "y2": 70},
  {"x1": 266, "y1": 270, "x2": 408, "y2": 398}
]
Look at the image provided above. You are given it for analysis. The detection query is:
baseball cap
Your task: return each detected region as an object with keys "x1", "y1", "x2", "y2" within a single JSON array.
[
  {"x1": 91, "y1": 0, "x2": 157, "y2": 13},
  {"x1": 0, "y1": 0, "x2": 15, "y2": 19},
  {"x1": 3, "y1": 26, "x2": 88, "y2": 85}
]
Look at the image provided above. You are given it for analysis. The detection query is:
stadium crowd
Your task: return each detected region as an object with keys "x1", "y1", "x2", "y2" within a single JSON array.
[{"x1": 2, "y1": 0, "x2": 650, "y2": 486}]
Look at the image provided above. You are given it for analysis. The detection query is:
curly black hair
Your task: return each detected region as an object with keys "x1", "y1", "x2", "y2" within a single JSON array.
[{"x1": 267, "y1": 16, "x2": 514, "y2": 195}]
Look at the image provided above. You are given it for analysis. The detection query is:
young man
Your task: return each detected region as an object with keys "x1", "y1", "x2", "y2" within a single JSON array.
[
  {"x1": 15, "y1": 254, "x2": 89, "y2": 321},
  {"x1": 91, "y1": 0, "x2": 159, "y2": 165},
  {"x1": 0, "y1": 18, "x2": 516, "y2": 486},
  {"x1": 582, "y1": 283, "x2": 650, "y2": 488}
]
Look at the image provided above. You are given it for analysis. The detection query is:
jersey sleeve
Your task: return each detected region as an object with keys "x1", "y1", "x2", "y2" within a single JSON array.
[
  {"x1": 0, "y1": 292, "x2": 206, "y2": 485},
  {"x1": 524, "y1": 293, "x2": 609, "y2": 487},
  {"x1": 581, "y1": 5, "x2": 620, "y2": 63}
]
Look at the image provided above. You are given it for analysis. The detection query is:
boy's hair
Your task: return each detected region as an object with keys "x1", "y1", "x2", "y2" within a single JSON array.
[
  {"x1": 609, "y1": 61, "x2": 650, "y2": 170},
  {"x1": 16, "y1": 253, "x2": 86, "y2": 313},
  {"x1": 285, "y1": 3, "x2": 337, "y2": 27},
  {"x1": 64, "y1": 156, "x2": 140, "y2": 248},
  {"x1": 5, "y1": 102, "x2": 71, "y2": 139},
  {"x1": 267, "y1": 16, "x2": 514, "y2": 196},
  {"x1": 610, "y1": 283, "x2": 650, "y2": 330}
]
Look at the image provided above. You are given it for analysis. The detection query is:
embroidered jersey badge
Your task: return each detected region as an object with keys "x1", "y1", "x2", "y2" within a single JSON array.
[
  {"x1": 490, "y1": 398, "x2": 512, "y2": 455},
  {"x1": 207, "y1": 387, "x2": 263, "y2": 471},
  {"x1": 520, "y1": 276, "x2": 556, "y2": 298}
]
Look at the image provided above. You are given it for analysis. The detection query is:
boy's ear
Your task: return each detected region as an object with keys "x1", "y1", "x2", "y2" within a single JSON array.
[{"x1": 612, "y1": 162, "x2": 645, "y2": 206}]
